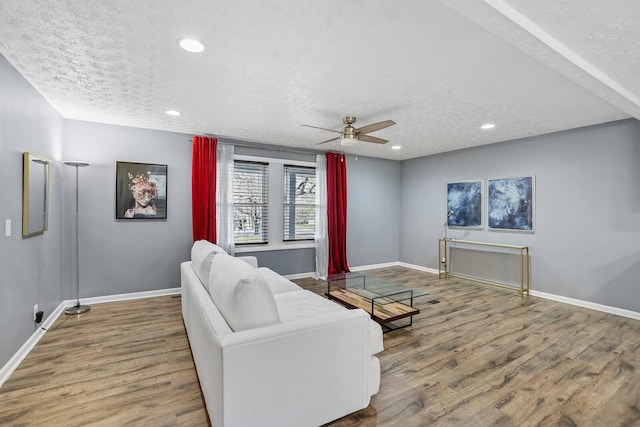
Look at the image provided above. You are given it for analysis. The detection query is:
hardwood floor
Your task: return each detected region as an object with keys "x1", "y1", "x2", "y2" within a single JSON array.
[
  {"x1": 0, "y1": 295, "x2": 209, "y2": 426},
  {"x1": 1, "y1": 267, "x2": 639, "y2": 426}
]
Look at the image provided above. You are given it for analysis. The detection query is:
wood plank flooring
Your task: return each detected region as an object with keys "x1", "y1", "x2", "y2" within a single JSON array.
[
  {"x1": 0, "y1": 295, "x2": 209, "y2": 426},
  {"x1": 1, "y1": 267, "x2": 639, "y2": 426}
]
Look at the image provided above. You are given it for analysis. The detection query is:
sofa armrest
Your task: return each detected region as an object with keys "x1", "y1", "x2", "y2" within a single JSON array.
[
  {"x1": 236, "y1": 256, "x2": 258, "y2": 268},
  {"x1": 218, "y1": 309, "x2": 373, "y2": 427}
]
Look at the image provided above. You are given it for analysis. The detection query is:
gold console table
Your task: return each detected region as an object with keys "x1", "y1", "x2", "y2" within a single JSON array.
[{"x1": 438, "y1": 238, "x2": 530, "y2": 298}]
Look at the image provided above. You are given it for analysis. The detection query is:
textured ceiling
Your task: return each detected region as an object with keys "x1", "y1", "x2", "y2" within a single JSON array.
[{"x1": 0, "y1": 0, "x2": 638, "y2": 160}]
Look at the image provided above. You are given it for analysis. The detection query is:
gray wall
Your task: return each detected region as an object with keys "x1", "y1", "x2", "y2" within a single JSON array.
[
  {"x1": 61, "y1": 120, "x2": 193, "y2": 297},
  {"x1": 241, "y1": 248, "x2": 317, "y2": 276},
  {"x1": 347, "y1": 154, "x2": 401, "y2": 267},
  {"x1": 0, "y1": 54, "x2": 65, "y2": 367},
  {"x1": 401, "y1": 119, "x2": 640, "y2": 312}
]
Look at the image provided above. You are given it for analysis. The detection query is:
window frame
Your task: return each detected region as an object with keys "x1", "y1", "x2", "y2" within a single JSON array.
[
  {"x1": 283, "y1": 165, "x2": 316, "y2": 242},
  {"x1": 233, "y1": 154, "x2": 316, "y2": 253}
]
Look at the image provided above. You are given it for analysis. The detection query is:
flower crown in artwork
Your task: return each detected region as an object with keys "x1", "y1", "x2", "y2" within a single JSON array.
[{"x1": 128, "y1": 172, "x2": 157, "y2": 198}]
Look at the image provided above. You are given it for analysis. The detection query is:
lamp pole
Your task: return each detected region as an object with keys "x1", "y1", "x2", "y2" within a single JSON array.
[{"x1": 63, "y1": 161, "x2": 91, "y2": 315}]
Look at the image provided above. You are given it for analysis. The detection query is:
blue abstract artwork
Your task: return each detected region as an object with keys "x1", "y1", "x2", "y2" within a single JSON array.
[
  {"x1": 488, "y1": 176, "x2": 534, "y2": 231},
  {"x1": 447, "y1": 181, "x2": 482, "y2": 227}
]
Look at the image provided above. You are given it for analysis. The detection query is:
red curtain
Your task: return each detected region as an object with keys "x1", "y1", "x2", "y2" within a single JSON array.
[
  {"x1": 326, "y1": 152, "x2": 350, "y2": 275},
  {"x1": 192, "y1": 136, "x2": 217, "y2": 242}
]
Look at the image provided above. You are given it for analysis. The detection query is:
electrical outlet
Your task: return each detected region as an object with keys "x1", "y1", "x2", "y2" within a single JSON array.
[{"x1": 33, "y1": 304, "x2": 39, "y2": 321}]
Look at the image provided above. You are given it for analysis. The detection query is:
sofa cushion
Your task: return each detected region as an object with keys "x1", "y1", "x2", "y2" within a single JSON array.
[
  {"x1": 191, "y1": 240, "x2": 227, "y2": 292},
  {"x1": 274, "y1": 290, "x2": 384, "y2": 355},
  {"x1": 273, "y1": 289, "x2": 344, "y2": 322},
  {"x1": 258, "y1": 267, "x2": 303, "y2": 294},
  {"x1": 209, "y1": 253, "x2": 280, "y2": 332}
]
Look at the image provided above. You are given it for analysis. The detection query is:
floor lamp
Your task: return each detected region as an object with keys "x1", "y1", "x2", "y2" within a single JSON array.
[{"x1": 64, "y1": 161, "x2": 91, "y2": 315}]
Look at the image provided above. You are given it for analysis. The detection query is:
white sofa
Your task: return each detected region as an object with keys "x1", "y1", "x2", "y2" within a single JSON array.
[{"x1": 181, "y1": 240, "x2": 383, "y2": 427}]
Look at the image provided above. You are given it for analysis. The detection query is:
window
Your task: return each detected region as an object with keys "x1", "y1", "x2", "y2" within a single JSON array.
[
  {"x1": 283, "y1": 165, "x2": 316, "y2": 241},
  {"x1": 233, "y1": 161, "x2": 268, "y2": 244},
  {"x1": 230, "y1": 155, "x2": 316, "y2": 251}
]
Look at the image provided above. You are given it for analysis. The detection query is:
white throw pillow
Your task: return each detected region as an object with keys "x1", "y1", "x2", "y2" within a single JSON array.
[
  {"x1": 209, "y1": 253, "x2": 281, "y2": 332},
  {"x1": 191, "y1": 240, "x2": 228, "y2": 292}
]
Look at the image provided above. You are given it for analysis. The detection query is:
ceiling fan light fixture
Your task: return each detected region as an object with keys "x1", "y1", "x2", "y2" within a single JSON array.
[{"x1": 340, "y1": 134, "x2": 358, "y2": 146}]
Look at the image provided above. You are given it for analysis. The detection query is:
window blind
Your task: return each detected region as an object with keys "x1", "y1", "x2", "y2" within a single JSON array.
[
  {"x1": 233, "y1": 161, "x2": 269, "y2": 244},
  {"x1": 283, "y1": 165, "x2": 316, "y2": 241}
]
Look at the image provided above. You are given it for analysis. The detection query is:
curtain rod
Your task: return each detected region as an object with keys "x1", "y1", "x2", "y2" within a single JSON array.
[{"x1": 188, "y1": 136, "x2": 325, "y2": 157}]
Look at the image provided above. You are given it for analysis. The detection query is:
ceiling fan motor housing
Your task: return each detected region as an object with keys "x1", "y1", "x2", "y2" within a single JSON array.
[
  {"x1": 343, "y1": 125, "x2": 356, "y2": 137},
  {"x1": 341, "y1": 122, "x2": 358, "y2": 146}
]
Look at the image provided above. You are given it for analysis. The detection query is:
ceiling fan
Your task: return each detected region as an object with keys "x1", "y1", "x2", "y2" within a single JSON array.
[{"x1": 302, "y1": 116, "x2": 396, "y2": 146}]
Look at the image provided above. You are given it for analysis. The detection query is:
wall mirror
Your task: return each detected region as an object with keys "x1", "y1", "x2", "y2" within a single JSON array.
[{"x1": 22, "y1": 152, "x2": 50, "y2": 236}]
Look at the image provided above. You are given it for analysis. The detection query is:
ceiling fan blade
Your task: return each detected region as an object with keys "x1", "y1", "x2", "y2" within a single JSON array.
[
  {"x1": 359, "y1": 134, "x2": 388, "y2": 144},
  {"x1": 355, "y1": 120, "x2": 396, "y2": 135},
  {"x1": 301, "y1": 124, "x2": 341, "y2": 134},
  {"x1": 317, "y1": 136, "x2": 340, "y2": 145}
]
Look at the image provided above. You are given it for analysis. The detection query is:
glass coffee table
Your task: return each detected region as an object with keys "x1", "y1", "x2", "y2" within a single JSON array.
[{"x1": 326, "y1": 272, "x2": 428, "y2": 331}]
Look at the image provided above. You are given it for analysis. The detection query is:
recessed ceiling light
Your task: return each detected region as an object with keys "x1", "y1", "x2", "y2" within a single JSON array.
[
  {"x1": 481, "y1": 123, "x2": 495, "y2": 130},
  {"x1": 179, "y1": 38, "x2": 205, "y2": 53},
  {"x1": 165, "y1": 110, "x2": 181, "y2": 116},
  {"x1": 391, "y1": 145, "x2": 402, "y2": 150}
]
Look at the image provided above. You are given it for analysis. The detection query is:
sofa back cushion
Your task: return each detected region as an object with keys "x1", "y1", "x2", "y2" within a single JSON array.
[
  {"x1": 209, "y1": 253, "x2": 281, "y2": 332},
  {"x1": 257, "y1": 267, "x2": 303, "y2": 294},
  {"x1": 191, "y1": 240, "x2": 227, "y2": 292}
]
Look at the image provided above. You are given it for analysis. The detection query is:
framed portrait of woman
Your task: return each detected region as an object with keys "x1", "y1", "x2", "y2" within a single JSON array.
[{"x1": 115, "y1": 161, "x2": 167, "y2": 220}]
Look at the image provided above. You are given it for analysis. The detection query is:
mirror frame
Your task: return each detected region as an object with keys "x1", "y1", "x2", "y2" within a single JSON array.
[{"x1": 22, "y1": 152, "x2": 50, "y2": 237}]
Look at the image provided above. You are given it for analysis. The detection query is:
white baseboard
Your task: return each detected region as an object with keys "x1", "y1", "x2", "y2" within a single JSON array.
[
  {"x1": 0, "y1": 300, "x2": 65, "y2": 387},
  {"x1": 284, "y1": 262, "x2": 439, "y2": 279},
  {"x1": 351, "y1": 260, "x2": 441, "y2": 276},
  {"x1": 0, "y1": 287, "x2": 181, "y2": 388},
  {"x1": 283, "y1": 272, "x2": 316, "y2": 280},
  {"x1": 74, "y1": 287, "x2": 181, "y2": 306},
  {"x1": 397, "y1": 262, "x2": 440, "y2": 275},
  {"x1": 283, "y1": 262, "x2": 407, "y2": 280},
  {"x1": 529, "y1": 289, "x2": 640, "y2": 320},
  {"x1": 351, "y1": 261, "x2": 403, "y2": 271},
  {"x1": 397, "y1": 262, "x2": 640, "y2": 321}
]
